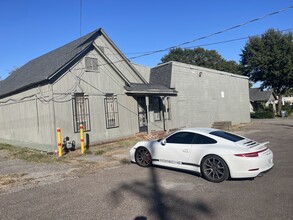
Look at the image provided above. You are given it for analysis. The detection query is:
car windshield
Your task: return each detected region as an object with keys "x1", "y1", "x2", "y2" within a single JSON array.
[{"x1": 210, "y1": 131, "x2": 244, "y2": 142}]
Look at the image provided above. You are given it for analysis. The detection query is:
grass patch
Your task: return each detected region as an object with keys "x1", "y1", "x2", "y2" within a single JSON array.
[
  {"x1": 101, "y1": 138, "x2": 140, "y2": 150},
  {"x1": 0, "y1": 143, "x2": 61, "y2": 163},
  {"x1": 0, "y1": 143, "x2": 15, "y2": 151},
  {"x1": 87, "y1": 137, "x2": 141, "y2": 156},
  {"x1": 0, "y1": 136, "x2": 142, "y2": 164},
  {"x1": 84, "y1": 149, "x2": 93, "y2": 155},
  {"x1": 94, "y1": 150, "x2": 105, "y2": 156}
]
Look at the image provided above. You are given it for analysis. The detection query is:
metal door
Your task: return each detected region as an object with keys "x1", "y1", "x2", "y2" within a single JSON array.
[{"x1": 137, "y1": 97, "x2": 148, "y2": 132}]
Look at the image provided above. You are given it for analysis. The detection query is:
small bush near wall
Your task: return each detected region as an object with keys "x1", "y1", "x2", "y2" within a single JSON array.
[
  {"x1": 251, "y1": 110, "x2": 275, "y2": 119},
  {"x1": 281, "y1": 103, "x2": 292, "y2": 116}
]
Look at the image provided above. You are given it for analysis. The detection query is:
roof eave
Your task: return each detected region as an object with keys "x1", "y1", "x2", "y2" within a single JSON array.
[
  {"x1": 0, "y1": 79, "x2": 49, "y2": 99},
  {"x1": 125, "y1": 90, "x2": 178, "y2": 96}
]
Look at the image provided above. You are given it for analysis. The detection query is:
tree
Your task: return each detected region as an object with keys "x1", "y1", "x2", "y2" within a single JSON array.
[
  {"x1": 160, "y1": 47, "x2": 242, "y2": 74},
  {"x1": 240, "y1": 29, "x2": 293, "y2": 114}
]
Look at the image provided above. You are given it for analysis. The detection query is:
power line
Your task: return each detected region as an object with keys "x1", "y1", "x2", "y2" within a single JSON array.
[
  {"x1": 80, "y1": 0, "x2": 83, "y2": 38},
  {"x1": 68, "y1": 26, "x2": 293, "y2": 71},
  {"x1": 122, "y1": 28, "x2": 293, "y2": 55},
  {"x1": 74, "y1": 27, "x2": 292, "y2": 69},
  {"x1": 127, "y1": 5, "x2": 293, "y2": 60},
  {"x1": 184, "y1": 28, "x2": 293, "y2": 49}
]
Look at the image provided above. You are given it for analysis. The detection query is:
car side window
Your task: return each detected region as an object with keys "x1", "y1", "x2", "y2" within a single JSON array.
[
  {"x1": 166, "y1": 132, "x2": 196, "y2": 144},
  {"x1": 193, "y1": 134, "x2": 217, "y2": 144}
]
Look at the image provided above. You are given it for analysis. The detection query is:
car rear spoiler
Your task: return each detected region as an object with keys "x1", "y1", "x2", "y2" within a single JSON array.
[{"x1": 258, "y1": 141, "x2": 270, "y2": 148}]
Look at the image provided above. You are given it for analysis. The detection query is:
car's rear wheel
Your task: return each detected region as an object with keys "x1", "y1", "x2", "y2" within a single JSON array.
[
  {"x1": 135, "y1": 147, "x2": 152, "y2": 167},
  {"x1": 201, "y1": 155, "x2": 229, "y2": 183}
]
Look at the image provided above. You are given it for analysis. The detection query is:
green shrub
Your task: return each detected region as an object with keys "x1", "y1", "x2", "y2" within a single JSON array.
[
  {"x1": 281, "y1": 103, "x2": 292, "y2": 116},
  {"x1": 251, "y1": 110, "x2": 275, "y2": 119}
]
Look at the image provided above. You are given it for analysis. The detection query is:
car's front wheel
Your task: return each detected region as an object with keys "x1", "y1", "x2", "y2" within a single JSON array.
[
  {"x1": 135, "y1": 147, "x2": 152, "y2": 167},
  {"x1": 201, "y1": 155, "x2": 229, "y2": 183}
]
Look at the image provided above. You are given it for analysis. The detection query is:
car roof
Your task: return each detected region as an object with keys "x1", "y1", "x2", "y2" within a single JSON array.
[{"x1": 178, "y1": 127, "x2": 218, "y2": 134}]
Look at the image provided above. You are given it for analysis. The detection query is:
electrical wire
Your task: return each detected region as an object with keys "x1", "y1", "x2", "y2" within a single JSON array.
[
  {"x1": 183, "y1": 28, "x2": 293, "y2": 49},
  {"x1": 0, "y1": 94, "x2": 36, "y2": 104},
  {"x1": 74, "y1": 27, "x2": 293, "y2": 69},
  {"x1": 80, "y1": 0, "x2": 83, "y2": 38},
  {"x1": 97, "y1": 27, "x2": 292, "y2": 57},
  {"x1": 127, "y1": 5, "x2": 293, "y2": 60}
]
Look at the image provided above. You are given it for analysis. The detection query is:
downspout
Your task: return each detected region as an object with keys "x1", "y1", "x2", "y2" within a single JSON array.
[{"x1": 145, "y1": 96, "x2": 150, "y2": 134}]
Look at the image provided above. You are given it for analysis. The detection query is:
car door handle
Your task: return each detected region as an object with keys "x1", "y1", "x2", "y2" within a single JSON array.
[{"x1": 183, "y1": 149, "x2": 189, "y2": 153}]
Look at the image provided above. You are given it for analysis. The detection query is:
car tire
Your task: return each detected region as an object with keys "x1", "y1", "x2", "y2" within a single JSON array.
[
  {"x1": 201, "y1": 155, "x2": 229, "y2": 183},
  {"x1": 135, "y1": 147, "x2": 152, "y2": 167}
]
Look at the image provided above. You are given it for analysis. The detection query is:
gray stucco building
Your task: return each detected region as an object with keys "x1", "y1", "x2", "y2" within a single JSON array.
[
  {"x1": 0, "y1": 28, "x2": 250, "y2": 151},
  {"x1": 150, "y1": 62, "x2": 250, "y2": 129}
]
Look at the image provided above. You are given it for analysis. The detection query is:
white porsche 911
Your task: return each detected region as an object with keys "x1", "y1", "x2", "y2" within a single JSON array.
[{"x1": 130, "y1": 128, "x2": 273, "y2": 183}]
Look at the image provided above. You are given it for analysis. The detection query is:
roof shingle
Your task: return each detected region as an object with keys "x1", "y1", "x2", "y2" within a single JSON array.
[
  {"x1": 249, "y1": 88, "x2": 276, "y2": 102},
  {"x1": 0, "y1": 28, "x2": 102, "y2": 98},
  {"x1": 124, "y1": 83, "x2": 177, "y2": 96}
]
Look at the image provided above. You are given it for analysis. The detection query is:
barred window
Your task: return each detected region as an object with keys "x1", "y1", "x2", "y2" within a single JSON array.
[
  {"x1": 85, "y1": 57, "x2": 99, "y2": 71},
  {"x1": 152, "y1": 97, "x2": 162, "y2": 121},
  {"x1": 104, "y1": 94, "x2": 119, "y2": 129},
  {"x1": 72, "y1": 93, "x2": 91, "y2": 133}
]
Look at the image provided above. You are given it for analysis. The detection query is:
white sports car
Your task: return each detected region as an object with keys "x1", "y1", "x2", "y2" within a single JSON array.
[{"x1": 130, "y1": 128, "x2": 273, "y2": 183}]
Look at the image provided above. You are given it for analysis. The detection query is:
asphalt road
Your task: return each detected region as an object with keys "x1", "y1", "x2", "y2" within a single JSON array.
[{"x1": 0, "y1": 119, "x2": 293, "y2": 220}]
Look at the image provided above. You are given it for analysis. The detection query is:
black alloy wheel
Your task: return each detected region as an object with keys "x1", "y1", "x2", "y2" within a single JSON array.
[
  {"x1": 135, "y1": 147, "x2": 152, "y2": 167},
  {"x1": 201, "y1": 155, "x2": 229, "y2": 183}
]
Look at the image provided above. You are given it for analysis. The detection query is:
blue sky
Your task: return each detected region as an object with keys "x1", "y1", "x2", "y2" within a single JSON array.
[{"x1": 0, "y1": 0, "x2": 292, "y2": 80}]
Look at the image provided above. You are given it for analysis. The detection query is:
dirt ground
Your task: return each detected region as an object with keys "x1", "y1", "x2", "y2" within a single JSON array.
[{"x1": 0, "y1": 143, "x2": 131, "y2": 195}]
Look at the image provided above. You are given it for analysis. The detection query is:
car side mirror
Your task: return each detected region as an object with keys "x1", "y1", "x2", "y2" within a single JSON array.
[{"x1": 161, "y1": 139, "x2": 166, "y2": 146}]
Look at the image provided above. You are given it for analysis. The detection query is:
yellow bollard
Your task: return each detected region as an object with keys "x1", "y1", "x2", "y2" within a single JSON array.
[
  {"x1": 57, "y1": 128, "x2": 62, "y2": 157},
  {"x1": 80, "y1": 124, "x2": 85, "y2": 154}
]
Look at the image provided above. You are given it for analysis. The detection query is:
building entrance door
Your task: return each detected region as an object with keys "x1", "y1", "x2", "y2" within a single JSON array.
[{"x1": 137, "y1": 97, "x2": 148, "y2": 132}]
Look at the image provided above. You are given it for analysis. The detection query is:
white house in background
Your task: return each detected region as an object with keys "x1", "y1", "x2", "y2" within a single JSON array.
[
  {"x1": 249, "y1": 88, "x2": 277, "y2": 112},
  {"x1": 281, "y1": 95, "x2": 293, "y2": 105}
]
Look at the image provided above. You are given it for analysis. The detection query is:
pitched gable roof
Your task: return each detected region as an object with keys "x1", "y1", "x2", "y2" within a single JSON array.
[
  {"x1": 0, "y1": 28, "x2": 102, "y2": 98},
  {"x1": 249, "y1": 88, "x2": 277, "y2": 102}
]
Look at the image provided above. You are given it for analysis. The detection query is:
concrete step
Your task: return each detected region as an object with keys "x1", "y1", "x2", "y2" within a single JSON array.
[{"x1": 212, "y1": 121, "x2": 232, "y2": 130}]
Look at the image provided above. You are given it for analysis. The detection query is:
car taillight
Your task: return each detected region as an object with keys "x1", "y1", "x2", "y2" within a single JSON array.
[
  {"x1": 235, "y1": 152, "x2": 259, "y2": 157},
  {"x1": 234, "y1": 147, "x2": 268, "y2": 157}
]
